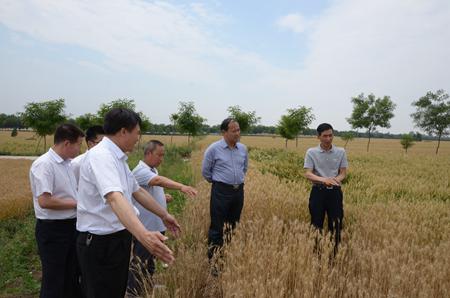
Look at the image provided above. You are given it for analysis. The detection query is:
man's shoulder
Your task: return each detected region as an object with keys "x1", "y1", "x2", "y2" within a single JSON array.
[
  {"x1": 333, "y1": 146, "x2": 346, "y2": 154},
  {"x1": 306, "y1": 146, "x2": 319, "y2": 155},
  {"x1": 72, "y1": 152, "x2": 86, "y2": 164},
  {"x1": 237, "y1": 142, "x2": 247, "y2": 151},
  {"x1": 31, "y1": 151, "x2": 52, "y2": 169}
]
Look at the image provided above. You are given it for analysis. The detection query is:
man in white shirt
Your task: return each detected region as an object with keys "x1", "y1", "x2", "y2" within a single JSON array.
[
  {"x1": 128, "y1": 140, "x2": 198, "y2": 294},
  {"x1": 71, "y1": 125, "x2": 104, "y2": 183},
  {"x1": 29, "y1": 123, "x2": 85, "y2": 298},
  {"x1": 76, "y1": 108, "x2": 181, "y2": 298}
]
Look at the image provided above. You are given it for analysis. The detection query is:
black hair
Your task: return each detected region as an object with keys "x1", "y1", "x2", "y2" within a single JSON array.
[
  {"x1": 85, "y1": 125, "x2": 105, "y2": 143},
  {"x1": 220, "y1": 118, "x2": 238, "y2": 132},
  {"x1": 144, "y1": 140, "x2": 164, "y2": 155},
  {"x1": 317, "y1": 123, "x2": 333, "y2": 136},
  {"x1": 103, "y1": 108, "x2": 142, "y2": 135},
  {"x1": 54, "y1": 124, "x2": 85, "y2": 144}
]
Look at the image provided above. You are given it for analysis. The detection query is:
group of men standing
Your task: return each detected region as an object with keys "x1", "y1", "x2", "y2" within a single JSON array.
[{"x1": 29, "y1": 107, "x2": 347, "y2": 298}]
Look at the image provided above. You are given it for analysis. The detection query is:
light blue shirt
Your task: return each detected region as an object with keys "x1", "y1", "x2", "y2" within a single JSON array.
[{"x1": 202, "y1": 139, "x2": 248, "y2": 185}]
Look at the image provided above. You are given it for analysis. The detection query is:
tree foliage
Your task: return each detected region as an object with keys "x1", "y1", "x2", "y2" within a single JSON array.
[
  {"x1": 277, "y1": 114, "x2": 297, "y2": 148},
  {"x1": 227, "y1": 105, "x2": 260, "y2": 133},
  {"x1": 21, "y1": 99, "x2": 67, "y2": 151},
  {"x1": 400, "y1": 134, "x2": 415, "y2": 154},
  {"x1": 340, "y1": 132, "x2": 355, "y2": 149},
  {"x1": 347, "y1": 93, "x2": 396, "y2": 152},
  {"x1": 286, "y1": 106, "x2": 315, "y2": 147},
  {"x1": 75, "y1": 113, "x2": 101, "y2": 131},
  {"x1": 411, "y1": 90, "x2": 450, "y2": 154},
  {"x1": 170, "y1": 101, "x2": 206, "y2": 143}
]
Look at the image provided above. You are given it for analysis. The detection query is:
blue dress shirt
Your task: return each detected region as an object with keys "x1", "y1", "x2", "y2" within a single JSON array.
[{"x1": 202, "y1": 139, "x2": 248, "y2": 185}]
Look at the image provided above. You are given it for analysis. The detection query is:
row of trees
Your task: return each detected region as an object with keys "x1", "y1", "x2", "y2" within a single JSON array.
[{"x1": 8, "y1": 90, "x2": 450, "y2": 154}]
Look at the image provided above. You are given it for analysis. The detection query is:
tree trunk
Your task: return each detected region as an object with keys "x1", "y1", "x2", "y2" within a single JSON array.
[
  {"x1": 188, "y1": 134, "x2": 190, "y2": 144},
  {"x1": 436, "y1": 133, "x2": 441, "y2": 155},
  {"x1": 366, "y1": 129, "x2": 371, "y2": 152},
  {"x1": 285, "y1": 139, "x2": 288, "y2": 149},
  {"x1": 296, "y1": 136, "x2": 298, "y2": 148},
  {"x1": 43, "y1": 135, "x2": 47, "y2": 153},
  {"x1": 35, "y1": 136, "x2": 42, "y2": 154},
  {"x1": 170, "y1": 134, "x2": 173, "y2": 145},
  {"x1": 344, "y1": 140, "x2": 349, "y2": 149}
]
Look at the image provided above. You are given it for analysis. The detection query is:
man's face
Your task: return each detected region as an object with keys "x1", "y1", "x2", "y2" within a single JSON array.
[
  {"x1": 318, "y1": 129, "x2": 333, "y2": 146},
  {"x1": 87, "y1": 134, "x2": 104, "y2": 149},
  {"x1": 65, "y1": 136, "x2": 84, "y2": 159},
  {"x1": 223, "y1": 121, "x2": 241, "y2": 145},
  {"x1": 145, "y1": 145, "x2": 165, "y2": 168},
  {"x1": 122, "y1": 125, "x2": 140, "y2": 153}
]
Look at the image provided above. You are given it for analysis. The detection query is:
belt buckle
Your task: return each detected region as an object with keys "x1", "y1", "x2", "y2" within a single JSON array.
[
  {"x1": 232, "y1": 184, "x2": 239, "y2": 190},
  {"x1": 326, "y1": 186, "x2": 333, "y2": 190}
]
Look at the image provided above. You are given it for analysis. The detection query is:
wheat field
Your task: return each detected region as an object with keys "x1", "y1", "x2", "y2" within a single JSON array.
[{"x1": 0, "y1": 132, "x2": 449, "y2": 297}]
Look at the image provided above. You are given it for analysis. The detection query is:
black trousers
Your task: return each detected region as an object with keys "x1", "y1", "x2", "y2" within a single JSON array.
[
  {"x1": 309, "y1": 186, "x2": 344, "y2": 246},
  {"x1": 35, "y1": 218, "x2": 81, "y2": 298},
  {"x1": 127, "y1": 231, "x2": 165, "y2": 295},
  {"x1": 76, "y1": 229, "x2": 132, "y2": 298},
  {"x1": 208, "y1": 181, "x2": 244, "y2": 259}
]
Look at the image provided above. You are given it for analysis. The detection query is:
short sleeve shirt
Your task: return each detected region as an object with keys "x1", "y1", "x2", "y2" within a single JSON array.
[
  {"x1": 76, "y1": 137, "x2": 140, "y2": 235},
  {"x1": 29, "y1": 148, "x2": 78, "y2": 219},
  {"x1": 71, "y1": 151, "x2": 86, "y2": 185},
  {"x1": 132, "y1": 161, "x2": 167, "y2": 232},
  {"x1": 304, "y1": 145, "x2": 348, "y2": 178}
]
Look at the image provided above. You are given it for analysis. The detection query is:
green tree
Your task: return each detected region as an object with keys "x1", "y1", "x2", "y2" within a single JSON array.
[
  {"x1": 227, "y1": 105, "x2": 260, "y2": 134},
  {"x1": 347, "y1": 93, "x2": 396, "y2": 152},
  {"x1": 11, "y1": 127, "x2": 18, "y2": 137},
  {"x1": 170, "y1": 101, "x2": 206, "y2": 143},
  {"x1": 277, "y1": 114, "x2": 297, "y2": 148},
  {"x1": 286, "y1": 106, "x2": 315, "y2": 147},
  {"x1": 400, "y1": 134, "x2": 415, "y2": 154},
  {"x1": 97, "y1": 98, "x2": 152, "y2": 149},
  {"x1": 340, "y1": 132, "x2": 355, "y2": 149},
  {"x1": 21, "y1": 99, "x2": 67, "y2": 152},
  {"x1": 75, "y1": 113, "x2": 101, "y2": 131},
  {"x1": 411, "y1": 90, "x2": 450, "y2": 154}
]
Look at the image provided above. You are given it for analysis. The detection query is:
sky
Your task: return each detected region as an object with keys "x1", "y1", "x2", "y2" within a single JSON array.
[{"x1": 0, "y1": 0, "x2": 449, "y2": 133}]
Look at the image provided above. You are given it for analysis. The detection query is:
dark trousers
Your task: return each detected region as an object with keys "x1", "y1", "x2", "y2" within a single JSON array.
[
  {"x1": 208, "y1": 181, "x2": 244, "y2": 259},
  {"x1": 309, "y1": 186, "x2": 344, "y2": 247},
  {"x1": 127, "y1": 231, "x2": 165, "y2": 295},
  {"x1": 35, "y1": 218, "x2": 81, "y2": 298},
  {"x1": 76, "y1": 229, "x2": 132, "y2": 298}
]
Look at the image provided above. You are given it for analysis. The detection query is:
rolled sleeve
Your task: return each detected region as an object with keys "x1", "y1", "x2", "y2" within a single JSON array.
[
  {"x1": 89, "y1": 153, "x2": 124, "y2": 202},
  {"x1": 32, "y1": 163, "x2": 54, "y2": 197},
  {"x1": 304, "y1": 150, "x2": 314, "y2": 169}
]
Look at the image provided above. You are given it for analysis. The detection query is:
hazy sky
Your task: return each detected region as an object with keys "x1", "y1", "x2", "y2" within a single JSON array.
[{"x1": 1, "y1": 0, "x2": 449, "y2": 133}]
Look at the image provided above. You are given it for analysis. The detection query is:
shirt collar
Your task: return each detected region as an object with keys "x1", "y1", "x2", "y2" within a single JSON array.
[
  {"x1": 318, "y1": 144, "x2": 334, "y2": 153},
  {"x1": 220, "y1": 138, "x2": 239, "y2": 150},
  {"x1": 139, "y1": 160, "x2": 157, "y2": 173},
  {"x1": 103, "y1": 137, "x2": 127, "y2": 161},
  {"x1": 48, "y1": 148, "x2": 65, "y2": 164}
]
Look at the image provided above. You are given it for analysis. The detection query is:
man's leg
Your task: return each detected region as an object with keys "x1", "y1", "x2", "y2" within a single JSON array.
[
  {"x1": 208, "y1": 183, "x2": 231, "y2": 260},
  {"x1": 224, "y1": 186, "x2": 244, "y2": 244},
  {"x1": 35, "y1": 219, "x2": 79, "y2": 298},
  {"x1": 309, "y1": 187, "x2": 326, "y2": 230},
  {"x1": 325, "y1": 188, "x2": 344, "y2": 252},
  {"x1": 77, "y1": 230, "x2": 132, "y2": 298}
]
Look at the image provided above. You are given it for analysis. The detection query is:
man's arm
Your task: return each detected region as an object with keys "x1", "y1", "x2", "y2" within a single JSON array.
[
  {"x1": 304, "y1": 169, "x2": 340, "y2": 186},
  {"x1": 106, "y1": 191, "x2": 175, "y2": 264},
  {"x1": 150, "y1": 176, "x2": 198, "y2": 197},
  {"x1": 333, "y1": 168, "x2": 347, "y2": 184},
  {"x1": 38, "y1": 192, "x2": 77, "y2": 210},
  {"x1": 201, "y1": 147, "x2": 214, "y2": 182},
  {"x1": 133, "y1": 187, "x2": 181, "y2": 237}
]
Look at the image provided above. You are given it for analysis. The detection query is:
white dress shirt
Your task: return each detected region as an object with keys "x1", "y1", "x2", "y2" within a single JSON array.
[
  {"x1": 29, "y1": 148, "x2": 78, "y2": 219},
  {"x1": 71, "y1": 151, "x2": 86, "y2": 185},
  {"x1": 132, "y1": 161, "x2": 167, "y2": 232},
  {"x1": 76, "y1": 137, "x2": 140, "y2": 235}
]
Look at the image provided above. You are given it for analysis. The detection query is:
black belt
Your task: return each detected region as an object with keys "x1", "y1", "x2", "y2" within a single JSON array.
[
  {"x1": 37, "y1": 218, "x2": 76, "y2": 223},
  {"x1": 312, "y1": 184, "x2": 341, "y2": 190},
  {"x1": 213, "y1": 181, "x2": 243, "y2": 190}
]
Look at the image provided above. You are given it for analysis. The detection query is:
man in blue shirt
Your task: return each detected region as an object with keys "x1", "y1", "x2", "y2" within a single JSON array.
[{"x1": 202, "y1": 118, "x2": 248, "y2": 263}]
